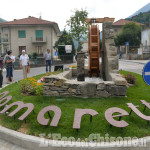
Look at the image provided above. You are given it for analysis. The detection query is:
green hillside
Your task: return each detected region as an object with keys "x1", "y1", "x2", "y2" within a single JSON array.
[
  {"x1": 0, "y1": 18, "x2": 6, "y2": 23},
  {"x1": 127, "y1": 11, "x2": 150, "y2": 24}
]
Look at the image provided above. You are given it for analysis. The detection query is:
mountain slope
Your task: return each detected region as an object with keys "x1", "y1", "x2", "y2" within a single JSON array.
[
  {"x1": 0, "y1": 18, "x2": 6, "y2": 23},
  {"x1": 127, "y1": 11, "x2": 150, "y2": 24},
  {"x1": 128, "y1": 2, "x2": 150, "y2": 18}
]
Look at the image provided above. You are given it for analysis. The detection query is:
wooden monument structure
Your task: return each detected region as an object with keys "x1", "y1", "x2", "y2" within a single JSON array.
[{"x1": 85, "y1": 17, "x2": 115, "y2": 77}]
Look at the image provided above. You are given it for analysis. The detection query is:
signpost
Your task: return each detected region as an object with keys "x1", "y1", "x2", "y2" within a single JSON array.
[
  {"x1": 58, "y1": 45, "x2": 73, "y2": 63},
  {"x1": 125, "y1": 42, "x2": 129, "y2": 58},
  {"x1": 138, "y1": 48, "x2": 142, "y2": 55},
  {"x1": 125, "y1": 42, "x2": 129, "y2": 46},
  {"x1": 55, "y1": 51, "x2": 58, "y2": 56},
  {"x1": 143, "y1": 61, "x2": 150, "y2": 85},
  {"x1": 65, "y1": 45, "x2": 72, "y2": 53}
]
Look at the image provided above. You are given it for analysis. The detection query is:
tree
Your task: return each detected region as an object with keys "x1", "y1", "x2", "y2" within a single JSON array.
[
  {"x1": 54, "y1": 29, "x2": 75, "y2": 56},
  {"x1": 114, "y1": 22, "x2": 141, "y2": 47},
  {"x1": 66, "y1": 8, "x2": 89, "y2": 51}
]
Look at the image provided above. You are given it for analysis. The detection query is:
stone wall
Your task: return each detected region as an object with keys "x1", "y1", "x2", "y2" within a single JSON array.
[{"x1": 43, "y1": 70, "x2": 127, "y2": 98}]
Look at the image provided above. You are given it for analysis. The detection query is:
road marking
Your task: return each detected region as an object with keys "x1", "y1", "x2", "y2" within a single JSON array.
[{"x1": 145, "y1": 72, "x2": 150, "y2": 76}]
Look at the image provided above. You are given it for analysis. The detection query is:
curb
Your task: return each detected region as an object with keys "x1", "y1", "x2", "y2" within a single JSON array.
[{"x1": 0, "y1": 125, "x2": 150, "y2": 150}]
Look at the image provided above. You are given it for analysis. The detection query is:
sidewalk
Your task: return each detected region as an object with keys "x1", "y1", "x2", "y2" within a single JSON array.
[
  {"x1": 119, "y1": 59, "x2": 150, "y2": 64},
  {"x1": 2, "y1": 63, "x2": 75, "y2": 85}
]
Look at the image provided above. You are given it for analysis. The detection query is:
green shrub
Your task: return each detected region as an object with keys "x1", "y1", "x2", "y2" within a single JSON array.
[
  {"x1": 18, "y1": 53, "x2": 22, "y2": 58},
  {"x1": 125, "y1": 74, "x2": 137, "y2": 85},
  {"x1": 32, "y1": 52, "x2": 38, "y2": 59},
  {"x1": 28, "y1": 54, "x2": 32, "y2": 59},
  {"x1": 35, "y1": 84, "x2": 43, "y2": 95}
]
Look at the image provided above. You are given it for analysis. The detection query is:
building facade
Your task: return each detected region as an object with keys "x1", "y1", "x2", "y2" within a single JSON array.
[
  {"x1": 112, "y1": 19, "x2": 143, "y2": 36},
  {"x1": 81, "y1": 41, "x2": 88, "y2": 53},
  {"x1": 0, "y1": 18, "x2": 7, "y2": 55},
  {"x1": 141, "y1": 28, "x2": 150, "y2": 52},
  {"x1": 0, "y1": 16, "x2": 60, "y2": 57}
]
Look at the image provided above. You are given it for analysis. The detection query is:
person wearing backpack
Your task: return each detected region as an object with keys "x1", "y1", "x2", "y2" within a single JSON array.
[{"x1": 19, "y1": 50, "x2": 29, "y2": 78}]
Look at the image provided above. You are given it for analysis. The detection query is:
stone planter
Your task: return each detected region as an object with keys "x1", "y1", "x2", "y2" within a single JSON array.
[{"x1": 43, "y1": 69, "x2": 127, "y2": 98}]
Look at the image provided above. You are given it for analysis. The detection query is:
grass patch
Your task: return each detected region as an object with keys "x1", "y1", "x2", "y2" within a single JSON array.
[{"x1": 0, "y1": 70, "x2": 150, "y2": 140}]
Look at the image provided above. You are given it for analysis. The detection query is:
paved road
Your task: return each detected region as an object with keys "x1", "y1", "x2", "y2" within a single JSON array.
[
  {"x1": 2, "y1": 59, "x2": 148, "y2": 85},
  {"x1": 119, "y1": 60, "x2": 147, "y2": 75},
  {"x1": 3, "y1": 66, "x2": 48, "y2": 84},
  {"x1": 2, "y1": 65, "x2": 69, "y2": 84},
  {"x1": 0, "y1": 138, "x2": 27, "y2": 150}
]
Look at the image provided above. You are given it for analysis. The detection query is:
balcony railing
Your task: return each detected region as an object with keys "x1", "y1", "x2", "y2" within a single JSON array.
[{"x1": 31, "y1": 37, "x2": 47, "y2": 43}]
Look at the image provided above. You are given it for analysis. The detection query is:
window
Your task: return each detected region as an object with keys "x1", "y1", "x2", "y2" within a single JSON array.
[
  {"x1": 3, "y1": 34, "x2": 8, "y2": 42},
  {"x1": 19, "y1": 46, "x2": 26, "y2": 54},
  {"x1": 4, "y1": 44, "x2": 9, "y2": 54},
  {"x1": 114, "y1": 29, "x2": 118, "y2": 32},
  {"x1": 37, "y1": 46, "x2": 43, "y2": 56},
  {"x1": 2, "y1": 28, "x2": 9, "y2": 42},
  {"x1": 145, "y1": 40, "x2": 147, "y2": 46},
  {"x1": 35, "y1": 30, "x2": 43, "y2": 41},
  {"x1": 18, "y1": 30, "x2": 26, "y2": 38}
]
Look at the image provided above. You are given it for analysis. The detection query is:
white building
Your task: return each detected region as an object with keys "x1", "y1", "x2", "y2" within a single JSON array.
[{"x1": 141, "y1": 28, "x2": 150, "y2": 52}]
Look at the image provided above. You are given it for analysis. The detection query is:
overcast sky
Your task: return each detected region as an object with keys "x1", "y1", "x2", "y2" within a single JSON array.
[{"x1": 0, "y1": 0, "x2": 150, "y2": 31}]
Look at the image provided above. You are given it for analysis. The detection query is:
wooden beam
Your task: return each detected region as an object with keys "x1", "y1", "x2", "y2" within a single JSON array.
[{"x1": 85, "y1": 17, "x2": 115, "y2": 23}]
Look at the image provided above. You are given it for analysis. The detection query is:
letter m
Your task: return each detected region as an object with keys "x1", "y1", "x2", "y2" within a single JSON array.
[{"x1": 0, "y1": 101, "x2": 34, "y2": 120}]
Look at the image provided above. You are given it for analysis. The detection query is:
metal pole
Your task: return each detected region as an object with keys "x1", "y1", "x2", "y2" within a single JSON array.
[
  {"x1": 126, "y1": 45, "x2": 127, "y2": 58},
  {"x1": 142, "y1": 46, "x2": 144, "y2": 60}
]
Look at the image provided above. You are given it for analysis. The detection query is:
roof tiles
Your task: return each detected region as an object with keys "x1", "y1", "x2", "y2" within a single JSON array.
[
  {"x1": 0, "y1": 16, "x2": 56, "y2": 25},
  {"x1": 113, "y1": 19, "x2": 143, "y2": 26}
]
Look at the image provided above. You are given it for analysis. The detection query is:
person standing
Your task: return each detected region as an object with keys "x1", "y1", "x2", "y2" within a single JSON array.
[
  {"x1": 45, "y1": 49, "x2": 52, "y2": 72},
  {"x1": 19, "y1": 50, "x2": 29, "y2": 78},
  {"x1": 5, "y1": 50, "x2": 14, "y2": 84},
  {"x1": 10, "y1": 52, "x2": 15, "y2": 82},
  {"x1": 0, "y1": 56, "x2": 3, "y2": 87}
]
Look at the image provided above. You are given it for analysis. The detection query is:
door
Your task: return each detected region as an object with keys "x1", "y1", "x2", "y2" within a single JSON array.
[
  {"x1": 37, "y1": 46, "x2": 43, "y2": 56},
  {"x1": 19, "y1": 46, "x2": 26, "y2": 54}
]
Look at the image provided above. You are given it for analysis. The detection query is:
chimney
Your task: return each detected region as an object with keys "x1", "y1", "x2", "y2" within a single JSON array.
[{"x1": 28, "y1": 16, "x2": 31, "y2": 18}]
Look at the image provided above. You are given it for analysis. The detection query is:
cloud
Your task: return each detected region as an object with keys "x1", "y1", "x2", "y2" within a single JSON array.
[{"x1": 0, "y1": 0, "x2": 150, "y2": 30}]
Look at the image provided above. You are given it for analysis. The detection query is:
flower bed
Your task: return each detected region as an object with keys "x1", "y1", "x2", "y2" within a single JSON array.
[{"x1": 20, "y1": 77, "x2": 43, "y2": 96}]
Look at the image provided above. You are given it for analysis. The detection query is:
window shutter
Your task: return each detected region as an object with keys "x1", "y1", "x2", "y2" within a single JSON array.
[
  {"x1": 18, "y1": 31, "x2": 26, "y2": 38},
  {"x1": 36, "y1": 30, "x2": 43, "y2": 38}
]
